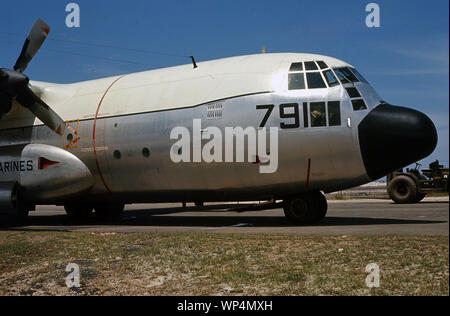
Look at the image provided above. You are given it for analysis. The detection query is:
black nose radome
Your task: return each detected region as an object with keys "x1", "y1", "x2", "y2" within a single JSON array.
[{"x1": 358, "y1": 103, "x2": 438, "y2": 180}]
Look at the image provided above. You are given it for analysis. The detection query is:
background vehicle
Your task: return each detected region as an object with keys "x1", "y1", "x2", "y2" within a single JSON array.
[{"x1": 387, "y1": 160, "x2": 449, "y2": 203}]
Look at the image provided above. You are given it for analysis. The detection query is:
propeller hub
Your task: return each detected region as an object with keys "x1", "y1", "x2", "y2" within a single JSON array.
[{"x1": 0, "y1": 68, "x2": 29, "y2": 95}]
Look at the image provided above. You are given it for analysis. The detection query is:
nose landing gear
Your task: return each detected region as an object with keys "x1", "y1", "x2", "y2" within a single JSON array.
[{"x1": 283, "y1": 191, "x2": 328, "y2": 224}]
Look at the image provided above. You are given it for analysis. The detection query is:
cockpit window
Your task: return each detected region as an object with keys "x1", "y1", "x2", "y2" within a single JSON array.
[
  {"x1": 310, "y1": 102, "x2": 326, "y2": 127},
  {"x1": 328, "y1": 101, "x2": 341, "y2": 126},
  {"x1": 349, "y1": 68, "x2": 369, "y2": 84},
  {"x1": 346, "y1": 87, "x2": 361, "y2": 98},
  {"x1": 352, "y1": 99, "x2": 368, "y2": 111},
  {"x1": 289, "y1": 62, "x2": 303, "y2": 72},
  {"x1": 288, "y1": 61, "x2": 366, "y2": 90},
  {"x1": 334, "y1": 67, "x2": 359, "y2": 84},
  {"x1": 306, "y1": 72, "x2": 327, "y2": 89},
  {"x1": 288, "y1": 73, "x2": 306, "y2": 90},
  {"x1": 323, "y1": 70, "x2": 339, "y2": 87},
  {"x1": 317, "y1": 61, "x2": 328, "y2": 69},
  {"x1": 305, "y1": 61, "x2": 318, "y2": 71}
]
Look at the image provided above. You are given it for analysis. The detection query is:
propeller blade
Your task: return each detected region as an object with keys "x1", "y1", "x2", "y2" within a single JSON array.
[
  {"x1": 13, "y1": 19, "x2": 50, "y2": 73},
  {"x1": 16, "y1": 86, "x2": 66, "y2": 135},
  {"x1": 1, "y1": 20, "x2": 65, "y2": 135}
]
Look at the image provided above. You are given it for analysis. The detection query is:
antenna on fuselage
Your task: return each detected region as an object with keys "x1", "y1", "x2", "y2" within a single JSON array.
[{"x1": 190, "y1": 56, "x2": 198, "y2": 69}]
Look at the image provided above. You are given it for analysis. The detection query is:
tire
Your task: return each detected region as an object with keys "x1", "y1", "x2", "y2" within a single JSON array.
[
  {"x1": 15, "y1": 204, "x2": 30, "y2": 223},
  {"x1": 13, "y1": 188, "x2": 30, "y2": 223},
  {"x1": 388, "y1": 175, "x2": 419, "y2": 204},
  {"x1": 95, "y1": 204, "x2": 125, "y2": 218},
  {"x1": 283, "y1": 197, "x2": 309, "y2": 224},
  {"x1": 65, "y1": 203, "x2": 93, "y2": 218},
  {"x1": 283, "y1": 191, "x2": 328, "y2": 224},
  {"x1": 309, "y1": 191, "x2": 328, "y2": 222}
]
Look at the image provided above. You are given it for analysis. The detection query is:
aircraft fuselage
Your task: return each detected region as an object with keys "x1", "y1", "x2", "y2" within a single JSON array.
[{"x1": 0, "y1": 53, "x2": 438, "y2": 211}]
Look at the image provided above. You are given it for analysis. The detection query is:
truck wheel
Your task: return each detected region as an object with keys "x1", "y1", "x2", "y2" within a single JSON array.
[{"x1": 388, "y1": 175, "x2": 418, "y2": 204}]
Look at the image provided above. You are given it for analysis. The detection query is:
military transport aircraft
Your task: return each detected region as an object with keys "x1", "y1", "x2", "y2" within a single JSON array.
[{"x1": 0, "y1": 19, "x2": 438, "y2": 223}]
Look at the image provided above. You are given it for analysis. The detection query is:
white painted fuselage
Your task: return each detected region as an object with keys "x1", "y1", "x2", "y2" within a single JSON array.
[{"x1": 0, "y1": 53, "x2": 436, "y2": 205}]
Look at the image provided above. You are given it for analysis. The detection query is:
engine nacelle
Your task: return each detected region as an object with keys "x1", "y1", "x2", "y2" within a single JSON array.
[{"x1": 0, "y1": 144, "x2": 94, "y2": 203}]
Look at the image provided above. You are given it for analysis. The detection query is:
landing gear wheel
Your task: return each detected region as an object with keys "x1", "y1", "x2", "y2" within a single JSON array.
[
  {"x1": 95, "y1": 204, "x2": 125, "y2": 218},
  {"x1": 284, "y1": 198, "x2": 309, "y2": 223},
  {"x1": 309, "y1": 191, "x2": 328, "y2": 222},
  {"x1": 65, "y1": 203, "x2": 93, "y2": 218},
  {"x1": 388, "y1": 176, "x2": 419, "y2": 204},
  {"x1": 15, "y1": 204, "x2": 30, "y2": 223},
  {"x1": 283, "y1": 191, "x2": 328, "y2": 224},
  {"x1": 12, "y1": 187, "x2": 30, "y2": 223}
]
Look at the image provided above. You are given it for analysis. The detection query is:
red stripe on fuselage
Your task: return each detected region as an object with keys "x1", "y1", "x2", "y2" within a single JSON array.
[{"x1": 306, "y1": 158, "x2": 312, "y2": 189}]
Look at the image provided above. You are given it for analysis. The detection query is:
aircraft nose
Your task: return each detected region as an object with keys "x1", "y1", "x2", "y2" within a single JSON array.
[{"x1": 358, "y1": 103, "x2": 438, "y2": 180}]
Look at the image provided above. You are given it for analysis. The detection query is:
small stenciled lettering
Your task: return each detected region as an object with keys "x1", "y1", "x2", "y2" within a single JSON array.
[
  {"x1": 0, "y1": 160, "x2": 33, "y2": 173},
  {"x1": 206, "y1": 102, "x2": 223, "y2": 120}
]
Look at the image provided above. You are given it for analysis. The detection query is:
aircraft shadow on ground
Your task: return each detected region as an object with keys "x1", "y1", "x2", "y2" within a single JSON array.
[{"x1": 0, "y1": 203, "x2": 447, "y2": 230}]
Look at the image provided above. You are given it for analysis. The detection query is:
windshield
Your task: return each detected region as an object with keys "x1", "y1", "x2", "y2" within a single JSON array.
[
  {"x1": 287, "y1": 62, "x2": 370, "y2": 90},
  {"x1": 349, "y1": 68, "x2": 369, "y2": 84},
  {"x1": 333, "y1": 67, "x2": 369, "y2": 84},
  {"x1": 333, "y1": 67, "x2": 359, "y2": 84}
]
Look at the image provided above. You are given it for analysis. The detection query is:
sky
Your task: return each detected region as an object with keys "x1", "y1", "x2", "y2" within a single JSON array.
[{"x1": 0, "y1": 0, "x2": 448, "y2": 168}]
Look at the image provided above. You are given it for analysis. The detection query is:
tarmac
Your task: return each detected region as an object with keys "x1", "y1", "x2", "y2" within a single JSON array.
[{"x1": 1, "y1": 198, "x2": 448, "y2": 235}]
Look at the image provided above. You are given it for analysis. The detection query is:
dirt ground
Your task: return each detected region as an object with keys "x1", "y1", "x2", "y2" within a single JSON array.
[{"x1": 0, "y1": 231, "x2": 448, "y2": 296}]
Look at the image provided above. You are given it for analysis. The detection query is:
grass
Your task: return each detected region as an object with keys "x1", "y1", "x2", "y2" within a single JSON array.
[
  {"x1": 327, "y1": 194, "x2": 347, "y2": 200},
  {"x1": 0, "y1": 231, "x2": 448, "y2": 296}
]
